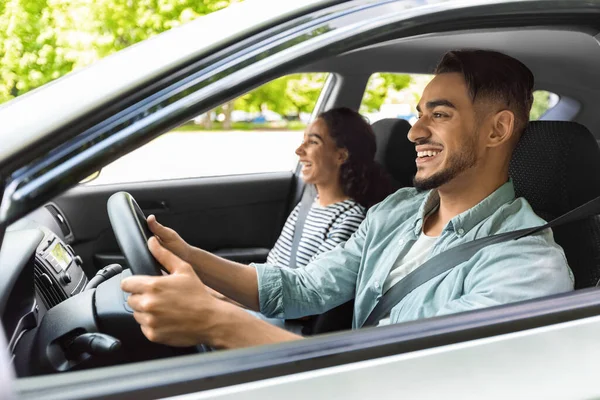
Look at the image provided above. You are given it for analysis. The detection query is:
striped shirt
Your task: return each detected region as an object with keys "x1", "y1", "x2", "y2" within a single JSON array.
[{"x1": 267, "y1": 198, "x2": 366, "y2": 269}]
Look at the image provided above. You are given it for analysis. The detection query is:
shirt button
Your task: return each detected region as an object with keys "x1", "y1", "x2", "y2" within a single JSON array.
[
  {"x1": 398, "y1": 239, "x2": 405, "y2": 246},
  {"x1": 374, "y1": 282, "x2": 380, "y2": 290},
  {"x1": 458, "y1": 228, "x2": 465, "y2": 235}
]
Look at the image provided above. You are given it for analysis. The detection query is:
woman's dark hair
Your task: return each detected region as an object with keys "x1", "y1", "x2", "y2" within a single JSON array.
[{"x1": 318, "y1": 107, "x2": 394, "y2": 209}]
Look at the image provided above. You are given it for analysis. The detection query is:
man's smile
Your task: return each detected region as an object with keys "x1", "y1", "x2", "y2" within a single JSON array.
[{"x1": 416, "y1": 149, "x2": 443, "y2": 165}]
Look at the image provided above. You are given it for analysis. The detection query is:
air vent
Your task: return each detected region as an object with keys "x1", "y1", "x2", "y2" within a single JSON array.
[
  {"x1": 34, "y1": 259, "x2": 67, "y2": 310},
  {"x1": 45, "y1": 204, "x2": 71, "y2": 237}
]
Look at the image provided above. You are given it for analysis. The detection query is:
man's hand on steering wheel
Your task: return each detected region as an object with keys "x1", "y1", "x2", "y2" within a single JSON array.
[
  {"x1": 147, "y1": 215, "x2": 193, "y2": 265},
  {"x1": 121, "y1": 236, "x2": 225, "y2": 347}
]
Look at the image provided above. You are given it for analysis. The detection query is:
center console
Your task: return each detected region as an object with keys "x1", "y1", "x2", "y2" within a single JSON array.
[{"x1": 34, "y1": 230, "x2": 87, "y2": 310}]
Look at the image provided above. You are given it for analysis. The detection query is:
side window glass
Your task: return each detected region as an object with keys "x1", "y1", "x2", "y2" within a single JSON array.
[
  {"x1": 360, "y1": 73, "x2": 433, "y2": 125},
  {"x1": 360, "y1": 73, "x2": 560, "y2": 124},
  {"x1": 86, "y1": 73, "x2": 328, "y2": 185},
  {"x1": 530, "y1": 90, "x2": 560, "y2": 120}
]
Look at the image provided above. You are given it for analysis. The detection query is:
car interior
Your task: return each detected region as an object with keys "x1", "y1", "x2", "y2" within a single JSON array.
[{"x1": 4, "y1": 21, "x2": 600, "y2": 382}]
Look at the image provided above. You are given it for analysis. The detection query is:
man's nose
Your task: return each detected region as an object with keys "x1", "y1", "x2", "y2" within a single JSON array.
[
  {"x1": 407, "y1": 117, "x2": 431, "y2": 144},
  {"x1": 295, "y1": 143, "x2": 305, "y2": 156}
]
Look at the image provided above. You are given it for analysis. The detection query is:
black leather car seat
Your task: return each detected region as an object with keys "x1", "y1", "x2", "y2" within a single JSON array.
[
  {"x1": 372, "y1": 118, "x2": 416, "y2": 190},
  {"x1": 509, "y1": 121, "x2": 600, "y2": 289}
]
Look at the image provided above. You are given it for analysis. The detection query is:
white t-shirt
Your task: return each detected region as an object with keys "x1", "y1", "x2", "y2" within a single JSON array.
[{"x1": 378, "y1": 231, "x2": 437, "y2": 326}]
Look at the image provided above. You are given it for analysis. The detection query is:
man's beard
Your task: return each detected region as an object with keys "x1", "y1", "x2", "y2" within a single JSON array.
[{"x1": 413, "y1": 137, "x2": 478, "y2": 192}]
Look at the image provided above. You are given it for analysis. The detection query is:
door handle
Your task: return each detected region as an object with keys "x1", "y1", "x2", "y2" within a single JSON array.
[{"x1": 138, "y1": 200, "x2": 169, "y2": 214}]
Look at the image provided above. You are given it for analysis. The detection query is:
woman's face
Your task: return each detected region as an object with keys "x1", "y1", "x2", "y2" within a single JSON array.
[{"x1": 295, "y1": 118, "x2": 347, "y2": 186}]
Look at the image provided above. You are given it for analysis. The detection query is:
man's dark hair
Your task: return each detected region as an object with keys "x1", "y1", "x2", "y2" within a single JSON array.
[{"x1": 435, "y1": 50, "x2": 534, "y2": 137}]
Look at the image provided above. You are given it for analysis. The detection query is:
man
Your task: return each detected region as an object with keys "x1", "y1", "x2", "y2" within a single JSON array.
[{"x1": 121, "y1": 50, "x2": 574, "y2": 349}]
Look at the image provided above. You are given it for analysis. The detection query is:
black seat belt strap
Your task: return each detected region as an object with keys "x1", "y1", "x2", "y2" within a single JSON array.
[
  {"x1": 362, "y1": 195, "x2": 600, "y2": 327},
  {"x1": 289, "y1": 184, "x2": 317, "y2": 269}
]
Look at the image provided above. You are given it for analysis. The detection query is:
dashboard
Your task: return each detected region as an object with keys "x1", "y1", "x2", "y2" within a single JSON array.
[
  {"x1": 0, "y1": 204, "x2": 88, "y2": 376},
  {"x1": 0, "y1": 202, "x2": 181, "y2": 377}
]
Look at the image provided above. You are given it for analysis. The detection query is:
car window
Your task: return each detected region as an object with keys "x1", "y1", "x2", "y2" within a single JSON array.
[
  {"x1": 530, "y1": 90, "x2": 559, "y2": 120},
  {"x1": 85, "y1": 73, "x2": 328, "y2": 185},
  {"x1": 360, "y1": 73, "x2": 559, "y2": 125}
]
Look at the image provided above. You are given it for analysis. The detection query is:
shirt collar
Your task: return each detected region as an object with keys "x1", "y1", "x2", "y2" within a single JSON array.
[
  {"x1": 413, "y1": 190, "x2": 440, "y2": 236},
  {"x1": 412, "y1": 180, "x2": 516, "y2": 237}
]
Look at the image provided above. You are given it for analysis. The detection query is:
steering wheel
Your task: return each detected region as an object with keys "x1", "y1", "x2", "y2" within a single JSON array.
[
  {"x1": 107, "y1": 191, "x2": 163, "y2": 276},
  {"x1": 105, "y1": 192, "x2": 208, "y2": 354}
]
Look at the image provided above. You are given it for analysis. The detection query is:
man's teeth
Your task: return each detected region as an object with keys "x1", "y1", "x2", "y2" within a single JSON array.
[{"x1": 417, "y1": 150, "x2": 441, "y2": 158}]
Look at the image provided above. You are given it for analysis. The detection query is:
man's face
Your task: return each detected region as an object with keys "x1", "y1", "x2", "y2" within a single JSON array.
[{"x1": 409, "y1": 73, "x2": 482, "y2": 191}]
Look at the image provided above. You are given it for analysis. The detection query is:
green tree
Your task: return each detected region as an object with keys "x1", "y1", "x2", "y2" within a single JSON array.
[
  {"x1": 0, "y1": 0, "x2": 236, "y2": 104},
  {"x1": 286, "y1": 74, "x2": 327, "y2": 117},
  {"x1": 0, "y1": 0, "x2": 82, "y2": 102},
  {"x1": 530, "y1": 90, "x2": 552, "y2": 120},
  {"x1": 234, "y1": 73, "x2": 327, "y2": 117},
  {"x1": 360, "y1": 73, "x2": 412, "y2": 113}
]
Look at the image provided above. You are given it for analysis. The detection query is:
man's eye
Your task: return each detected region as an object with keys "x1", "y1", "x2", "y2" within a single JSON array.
[
  {"x1": 309, "y1": 140, "x2": 318, "y2": 145},
  {"x1": 433, "y1": 112, "x2": 447, "y2": 118}
]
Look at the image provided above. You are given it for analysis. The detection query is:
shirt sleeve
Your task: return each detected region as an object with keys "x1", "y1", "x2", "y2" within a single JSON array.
[
  {"x1": 253, "y1": 212, "x2": 370, "y2": 319},
  {"x1": 433, "y1": 233, "x2": 574, "y2": 317}
]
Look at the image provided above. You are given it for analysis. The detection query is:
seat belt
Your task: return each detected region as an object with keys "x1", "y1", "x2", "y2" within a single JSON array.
[
  {"x1": 289, "y1": 184, "x2": 317, "y2": 269},
  {"x1": 362, "y1": 195, "x2": 600, "y2": 327}
]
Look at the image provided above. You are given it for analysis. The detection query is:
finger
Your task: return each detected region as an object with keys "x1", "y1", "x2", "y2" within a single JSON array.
[
  {"x1": 132, "y1": 310, "x2": 152, "y2": 326},
  {"x1": 147, "y1": 236, "x2": 189, "y2": 275},
  {"x1": 121, "y1": 275, "x2": 161, "y2": 294},
  {"x1": 140, "y1": 324, "x2": 161, "y2": 344},
  {"x1": 147, "y1": 214, "x2": 171, "y2": 238},
  {"x1": 147, "y1": 214, "x2": 161, "y2": 235},
  {"x1": 127, "y1": 293, "x2": 150, "y2": 312}
]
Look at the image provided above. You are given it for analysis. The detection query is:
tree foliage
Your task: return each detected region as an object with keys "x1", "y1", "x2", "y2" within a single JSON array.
[
  {"x1": 234, "y1": 73, "x2": 328, "y2": 117},
  {"x1": 361, "y1": 73, "x2": 412, "y2": 112},
  {"x1": 0, "y1": 0, "x2": 79, "y2": 100},
  {"x1": 0, "y1": 0, "x2": 233, "y2": 103},
  {"x1": 530, "y1": 90, "x2": 551, "y2": 120}
]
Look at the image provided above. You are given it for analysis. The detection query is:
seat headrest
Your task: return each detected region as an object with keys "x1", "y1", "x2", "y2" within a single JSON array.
[
  {"x1": 371, "y1": 118, "x2": 416, "y2": 188},
  {"x1": 509, "y1": 121, "x2": 600, "y2": 220}
]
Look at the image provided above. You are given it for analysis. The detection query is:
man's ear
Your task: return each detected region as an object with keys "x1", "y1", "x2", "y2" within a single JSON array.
[{"x1": 488, "y1": 109, "x2": 515, "y2": 148}]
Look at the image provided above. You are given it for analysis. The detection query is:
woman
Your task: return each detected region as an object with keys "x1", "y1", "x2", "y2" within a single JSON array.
[{"x1": 267, "y1": 107, "x2": 393, "y2": 269}]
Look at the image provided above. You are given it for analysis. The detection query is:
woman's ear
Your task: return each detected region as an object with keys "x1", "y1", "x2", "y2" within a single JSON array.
[
  {"x1": 338, "y1": 149, "x2": 349, "y2": 165},
  {"x1": 488, "y1": 109, "x2": 515, "y2": 148}
]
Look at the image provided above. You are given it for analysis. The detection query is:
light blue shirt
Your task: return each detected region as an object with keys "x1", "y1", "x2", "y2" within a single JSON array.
[{"x1": 254, "y1": 181, "x2": 574, "y2": 328}]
